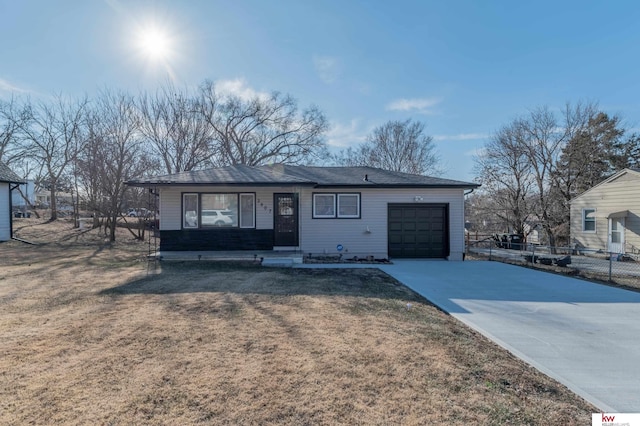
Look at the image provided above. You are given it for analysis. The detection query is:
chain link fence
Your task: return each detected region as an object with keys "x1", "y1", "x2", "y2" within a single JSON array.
[{"x1": 466, "y1": 237, "x2": 640, "y2": 286}]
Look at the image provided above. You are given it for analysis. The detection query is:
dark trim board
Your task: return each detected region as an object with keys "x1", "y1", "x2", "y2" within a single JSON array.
[{"x1": 160, "y1": 229, "x2": 274, "y2": 251}]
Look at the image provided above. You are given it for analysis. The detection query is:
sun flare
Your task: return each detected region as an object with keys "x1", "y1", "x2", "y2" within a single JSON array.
[{"x1": 135, "y1": 24, "x2": 172, "y2": 62}]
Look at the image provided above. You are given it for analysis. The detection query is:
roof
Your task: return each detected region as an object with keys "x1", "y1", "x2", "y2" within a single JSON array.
[
  {"x1": 0, "y1": 161, "x2": 25, "y2": 184},
  {"x1": 570, "y1": 168, "x2": 640, "y2": 202},
  {"x1": 128, "y1": 164, "x2": 479, "y2": 189}
]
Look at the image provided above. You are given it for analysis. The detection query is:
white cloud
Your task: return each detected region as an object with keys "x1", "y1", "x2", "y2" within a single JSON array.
[
  {"x1": 313, "y1": 55, "x2": 340, "y2": 84},
  {"x1": 433, "y1": 133, "x2": 488, "y2": 142},
  {"x1": 215, "y1": 78, "x2": 269, "y2": 101},
  {"x1": 0, "y1": 78, "x2": 28, "y2": 95},
  {"x1": 326, "y1": 119, "x2": 369, "y2": 148},
  {"x1": 386, "y1": 97, "x2": 441, "y2": 114}
]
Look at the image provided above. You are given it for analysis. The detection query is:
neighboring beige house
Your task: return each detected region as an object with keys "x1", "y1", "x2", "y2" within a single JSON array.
[
  {"x1": 570, "y1": 168, "x2": 640, "y2": 254},
  {"x1": 128, "y1": 164, "x2": 479, "y2": 261}
]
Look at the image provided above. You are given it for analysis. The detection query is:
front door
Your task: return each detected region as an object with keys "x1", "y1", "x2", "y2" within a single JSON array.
[
  {"x1": 274, "y1": 193, "x2": 298, "y2": 247},
  {"x1": 608, "y1": 217, "x2": 625, "y2": 254}
]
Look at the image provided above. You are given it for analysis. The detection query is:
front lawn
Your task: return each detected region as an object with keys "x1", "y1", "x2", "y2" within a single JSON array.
[{"x1": 0, "y1": 219, "x2": 594, "y2": 424}]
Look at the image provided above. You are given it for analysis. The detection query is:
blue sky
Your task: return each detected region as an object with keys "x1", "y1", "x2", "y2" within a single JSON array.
[{"x1": 2, "y1": 0, "x2": 640, "y2": 182}]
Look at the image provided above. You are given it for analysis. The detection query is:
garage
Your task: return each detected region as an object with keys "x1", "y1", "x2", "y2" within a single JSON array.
[{"x1": 388, "y1": 204, "x2": 449, "y2": 258}]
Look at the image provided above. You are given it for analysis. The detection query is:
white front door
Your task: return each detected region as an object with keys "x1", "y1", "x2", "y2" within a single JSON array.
[{"x1": 608, "y1": 218, "x2": 625, "y2": 254}]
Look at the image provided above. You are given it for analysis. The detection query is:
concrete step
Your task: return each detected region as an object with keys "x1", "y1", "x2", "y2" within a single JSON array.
[{"x1": 261, "y1": 258, "x2": 296, "y2": 267}]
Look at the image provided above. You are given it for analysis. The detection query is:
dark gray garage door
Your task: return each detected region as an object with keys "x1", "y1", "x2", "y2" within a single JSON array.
[{"x1": 388, "y1": 204, "x2": 449, "y2": 258}]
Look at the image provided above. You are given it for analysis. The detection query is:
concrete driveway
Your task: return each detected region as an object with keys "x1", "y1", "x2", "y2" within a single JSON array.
[{"x1": 378, "y1": 260, "x2": 640, "y2": 412}]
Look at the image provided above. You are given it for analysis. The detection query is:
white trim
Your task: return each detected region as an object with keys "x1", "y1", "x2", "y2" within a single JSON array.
[
  {"x1": 239, "y1": 193, "x2": 255, "y2": 228},
  {"x1": 582, "y1": 207, "x2": 596, "y2": 233},
  {"x1": 608, "y1": 216, "x2": 626, "y2": 253},
  {"x1": 313, "y1": 193, "x2": 336, "y2": 218},
  {"x1": 183, "y1": 193, "x2": 198, "y2": 229},
  {"x1": 337, "y1": 193, "x2": 360, "y2": 218}
]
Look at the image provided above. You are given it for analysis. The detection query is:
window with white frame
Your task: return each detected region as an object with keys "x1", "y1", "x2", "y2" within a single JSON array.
[
  {"x1": 182, "y1": 192, "x2": 255, "y2": 229},
  {"x1": 582, "y1": 208, "x2": 596, "y2": 232},
  {"x1": 239, "y1": 193, "x2": 255, "y2": 228},
  {"x1": 183, "y1": 193, "x2": 199, "y2": 228},
  {"x1": 313, "y1": 194, "x2": 335, "y2": 218},
  {"x1": 337, "y1": 193, "x2": 360, "y2": 218},
  {"x1": 313, "y1": 193, "x2": 360, "y2": 218}
]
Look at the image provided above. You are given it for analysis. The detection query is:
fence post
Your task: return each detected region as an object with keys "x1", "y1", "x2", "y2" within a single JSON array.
[
  {"x1": 609, "y1": 252, "x2": 613, "y2": 282},
  {"x1": 532, "y1": 244, "x2": 536, "y2": 263},
  {"x1": 489, "y1": 243, "x2": 492, "y2": 261}
]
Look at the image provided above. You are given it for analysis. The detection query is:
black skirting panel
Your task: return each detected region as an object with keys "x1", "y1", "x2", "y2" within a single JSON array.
[{"x1": 160, "y1": 229, "x2": 274, "y2": 251}]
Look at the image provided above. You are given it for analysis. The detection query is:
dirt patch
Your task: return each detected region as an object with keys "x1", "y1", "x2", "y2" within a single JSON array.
[{"x1": 0, "y1": 220, "x2": 595, "y2": 424}]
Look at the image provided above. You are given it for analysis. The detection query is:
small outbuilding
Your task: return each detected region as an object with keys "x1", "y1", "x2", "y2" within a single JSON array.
[{"x1": 0, "y1": 161, "x2": 26, "y2": 241}]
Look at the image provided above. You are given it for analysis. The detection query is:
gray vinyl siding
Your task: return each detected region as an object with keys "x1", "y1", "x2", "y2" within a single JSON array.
[
  {"x1": 0, "y1": 184, "x2": 10, "y2": 241},
  {"x1": 158, "y1": 185, "x2": 293, "y2": 231},
  {"x1": 570, "y1": 171, "x2": 640, "y2": 252},
  {"x1": 157, "y1": 185, "x2": 467, "y2": 260},
  {"x1": 298, "y1": 187, "x2": 466, "y2": 260}
]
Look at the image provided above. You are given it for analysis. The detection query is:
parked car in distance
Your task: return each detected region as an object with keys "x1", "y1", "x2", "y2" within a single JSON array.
[
  {"x1": 201, "y1": 210, "x2": 235, "y2": 226},
  {"x1": 127, "y1": 208, "x2": 152, "y2": 218}
]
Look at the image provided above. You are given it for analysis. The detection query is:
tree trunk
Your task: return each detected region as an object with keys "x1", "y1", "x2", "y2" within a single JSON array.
[
  {"x1": 109, "y1": 213, "x2": 117, "y2": 242},
  {"x1": 49, "y1": 181, "x2": 58, "y2": 221}
]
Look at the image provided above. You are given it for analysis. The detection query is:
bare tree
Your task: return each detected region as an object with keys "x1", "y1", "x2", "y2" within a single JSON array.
[
  {"x1": 198, "y1": 80, "x2": 328, "y2": 166},
  {"x1": 85, "y1": 90, "x2": 153, "y2": 242},
  {"x1": 0, "y1": 96, "x2": 26, "y2": 164},
  {"x1": 474, "y1": 122, "x2": 535, "y2": 236},
  {"x1": 333, "y1": 119, "x2": 441, "y2": 175},
  {"x1": 18, "y1": 95, "x2": 88, "y2": 220},
  {"x1": 139, "y1": 83, "x2": 215, "y2": 173},
  {"x1": 476, "y1": 101, "x2": 618, "y2": 247}
]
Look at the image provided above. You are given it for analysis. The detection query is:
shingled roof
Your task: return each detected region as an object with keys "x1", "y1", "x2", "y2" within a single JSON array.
[
  {"x1": 279, "y1": 165, "x2": 478, "y2": 187},
  {"x1": 129, "y1": 164, "x2": 478, "y2": 189},
  {"x1": 0, "y1": 161, "x2": 25, "y2": 184}
]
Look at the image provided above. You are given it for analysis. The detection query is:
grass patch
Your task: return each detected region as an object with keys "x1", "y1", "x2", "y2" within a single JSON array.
[{"x1": 0, "y1": 219, "x2": 595, "y2": 424}]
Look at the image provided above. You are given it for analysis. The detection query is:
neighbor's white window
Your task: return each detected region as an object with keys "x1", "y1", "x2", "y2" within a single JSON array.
[
  {"x1": 313, "y1": 194, "x2": 336, "y2": 218},
  {"x1": 239, "y1": 193, "x2": 255, "y2": 228},
  {"x1": 337, "y1": 193, "x2": 360, "y2": 218},
  {"x1": 183, "y1": 193, "x2": 199, "y2": 228},
  {"x1": 582, "y1": 208, "x2": 596, "y2": 232}
]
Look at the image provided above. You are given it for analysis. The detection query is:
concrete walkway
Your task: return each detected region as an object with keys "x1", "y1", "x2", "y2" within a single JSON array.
[{"x1": 370, "y1": 260, "x2": 640, "y2": 412}]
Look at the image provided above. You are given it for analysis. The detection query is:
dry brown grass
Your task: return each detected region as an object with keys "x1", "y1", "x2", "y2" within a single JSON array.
[{"x1": 0, "y1": 219, "x2": 595, "y2": 424}]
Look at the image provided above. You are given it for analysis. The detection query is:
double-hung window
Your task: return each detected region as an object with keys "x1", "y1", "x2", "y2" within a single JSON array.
[
  {"x1": 313, "y1": 194, "x2": 336, "y2": 218},
  {"x1": 582, "y1": 208, "x2": 596, "y2": 232},
  {"x1": 183, "y1": 194, "x2": 199, "y2": 228},
  {"x1": 313, "y1": 193, "x2": 360, "y2": 218},
  {"x1": 337, "y1": 194, "x2": 360, "y2": 218},
  {"x1": 239, "y1": 193, "x2": 256, "y2": 228}
]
